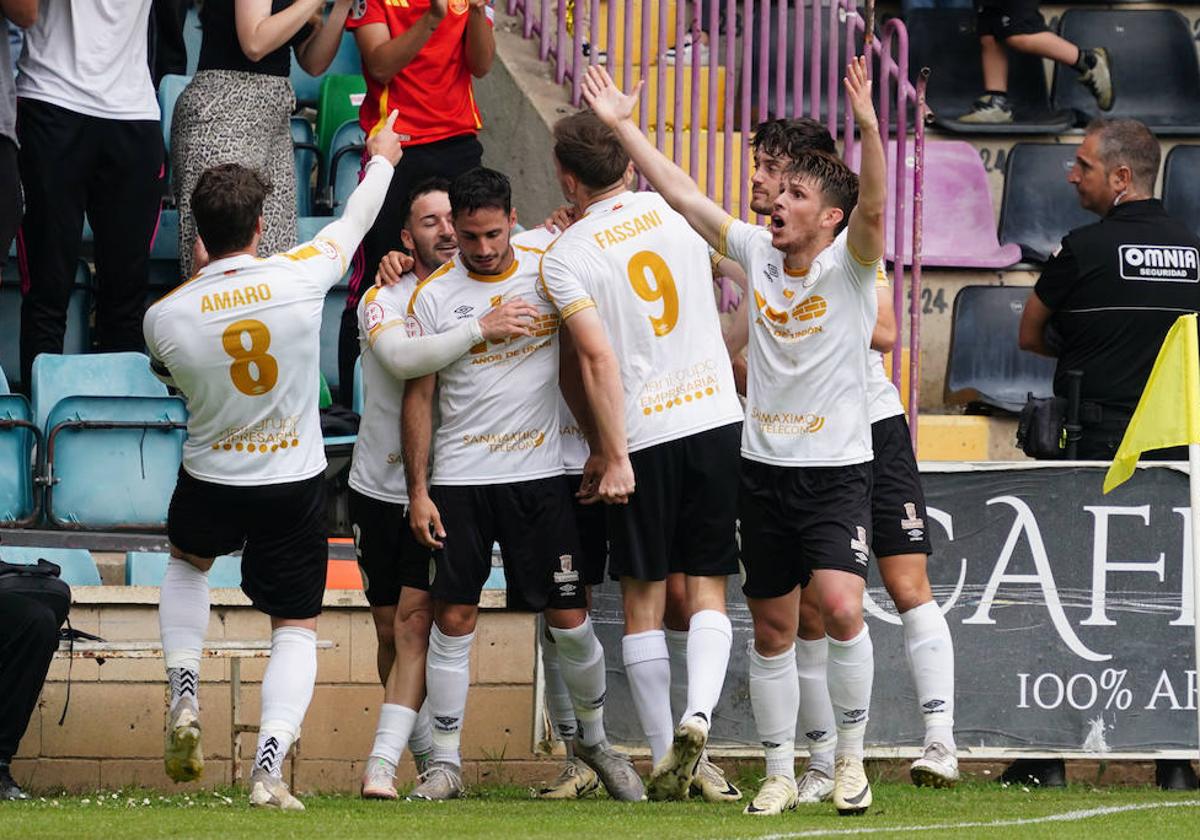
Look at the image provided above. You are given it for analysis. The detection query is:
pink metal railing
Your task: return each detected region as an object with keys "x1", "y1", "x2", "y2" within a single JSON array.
[{"x1": 504, "y1": 0, "x2": 927, "y2": 443}]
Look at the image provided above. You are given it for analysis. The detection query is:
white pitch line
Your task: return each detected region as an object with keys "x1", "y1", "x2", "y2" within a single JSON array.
[{"x1": 736, "y1": 799, "x2": 1200, "y2": 839}]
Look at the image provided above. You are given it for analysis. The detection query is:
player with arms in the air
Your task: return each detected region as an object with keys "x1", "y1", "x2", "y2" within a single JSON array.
[
  {"x1": 145, "y1": 113, "x2": 404, "y2": 811},
  {"x1": 583, "y1": 58, "x2": 885, "y2": 816}
]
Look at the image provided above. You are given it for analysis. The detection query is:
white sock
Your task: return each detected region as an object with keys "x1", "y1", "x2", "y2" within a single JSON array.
[
  {"x1": 664, "y1": 628, "x2": 689, "y2": 725},
  {"x1": 827, "y1": 627, "x2": 874, "y2": 760},
  {"x1": 549, "y1": 617, "x2": 608, "y2": 748},
  {"x1": 684, "y1": 609, "x2": 732, "y2": 723},
  {"x1": 795, "y1": 636, "x2": 837, "y2": 776},
  {"x1": 408, "y1": 702, "x2": 433, "y2": 757},
  {"x1": 255, "y1": 626, "x2": 317, "y2": 777},
  {"x1": 621, "y1": 629, "x2": 673, "y2": 764},
  {"x1": 749, "y1": 644, "x2": 798, "y2": 779},
  {"x1": 901, "y1": 600, "x2": 956, "y2": 751},
  {"x1": 425, "y1": 626, "x2": 474, "y2": 768},
  {"x1": 540, "y1": 617, "x2": 578, "y2": 754},
  {"x1": 159, "y1": 557, "x2": 210, "y2": 712},
  {"x1": 369, "y1": 703, "x2": 418, "y2": 769}
]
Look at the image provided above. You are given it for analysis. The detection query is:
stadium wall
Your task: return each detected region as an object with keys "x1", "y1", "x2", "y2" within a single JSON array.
[{"x1": 11, "y1": 590, "x2": 556, "y2": 793}]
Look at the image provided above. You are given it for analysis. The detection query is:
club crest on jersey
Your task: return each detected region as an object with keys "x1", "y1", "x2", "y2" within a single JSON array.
[
  {"x1": 900, "y1": 502, "x2": 925, "y2": 539},
  {"x1": 312, "y1": 238, "x2": 339, "y2": 262},
  {"x1": 405, "y1": 314, "x2": 424, "y2": 337},
  {"x1": 553, "y1": 555, "x2": 580, "y2": 584},
  {"x1": 850, "y1": 526, "x2": 869, "y2": 566},
  {"x1": 365, "y1": 301, "x2": 386, "y2": 331}
]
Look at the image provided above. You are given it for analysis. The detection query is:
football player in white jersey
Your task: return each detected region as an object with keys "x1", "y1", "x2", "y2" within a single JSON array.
[
  {"x1": 401, "y1": 167, "x2": 643, "y2": 802},
  {"x1": 725, "y1": 119, "x2": 958, "y2": 798},
  {"x1": 352, "y1": 178, "x2": 540, "y2": 799},
  {"x1": 584, "y1": 59, "x2": 884, "y2": 815},
  {"x1": 144, "y1": 114, "x2": 404, "y2": 810},
  {"x1": 540, "y1": 111, "x2": 744, "y2": 802}
]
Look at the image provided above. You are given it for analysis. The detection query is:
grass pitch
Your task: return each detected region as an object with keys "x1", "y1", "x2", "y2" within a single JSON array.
[{"x1": 4, "y1": 780, "x2": 1198, "y2": 840}]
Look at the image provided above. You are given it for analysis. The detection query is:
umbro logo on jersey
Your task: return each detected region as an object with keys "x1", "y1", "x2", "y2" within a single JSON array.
[
  {"x1": 764, "y1": 263, "x2": 780, "y2": 281},
  {"x1": 454, "y1": 305, "x2": 475, "y2": 318}
]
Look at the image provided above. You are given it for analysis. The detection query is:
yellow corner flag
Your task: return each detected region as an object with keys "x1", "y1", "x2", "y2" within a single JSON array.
[{"x1": 1103, "y1": 313, "x2": 1200, "y2": 494}]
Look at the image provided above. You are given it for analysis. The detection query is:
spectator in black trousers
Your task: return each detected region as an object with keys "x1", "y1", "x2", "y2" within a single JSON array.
[
  {"x1": 0, "y1": 0, "x2": 35, "y2": 273},
  {"x1": 1019, "y1": 118, "x2": 1200, "y2": 791},
  {"x1": 151, "y1": 0, "x2": 193, "y2": 86},
  {"x1": 15, "y1": 0, "x2": 164, "y2": 391},
  {"x1": 0, "y1": 591, "x2": 61, "y2": 800}
]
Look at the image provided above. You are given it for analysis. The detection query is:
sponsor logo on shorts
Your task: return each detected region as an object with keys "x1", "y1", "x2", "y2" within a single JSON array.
[
  {"x1": 553, "y1": 555, "x2": 580, "y2": 584},
  {"x1": 1118, "y1": 244, "x2": 1200, "y2": 282},
  {"x1": 900, "y1": 502, "x2": 925, "y2": 540},
  {"x1": 850, "y1": 526, "x2": 869, "y2": 566}
]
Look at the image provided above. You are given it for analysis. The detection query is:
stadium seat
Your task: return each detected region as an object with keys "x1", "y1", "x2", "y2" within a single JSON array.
[
  {"x1": 125, "y1": 551, "x2": 242, "y2": 588},
  {"x1": 1162, "y1": 145, "x2": 1200, "y2": 240},
  {"x1": 944, "y1": 285, "x2": 1056, "y2": 413},
  {"x1": 32, "y1": 351, "x2": 168, "y2": 433},
  {"x1": 316, "y1": 75, "x2": 367, "y2": 166},
  {"x1": 292, "y1": 117, "x2": 319, "y2": 218},
  {"x1": 320, "y1": 288, "x2": 351, "y2": 396},
  {"x1": 0, "y1": 391, "x2": 38, "y2": 525},
  {"x1": 352, "y1": 355, "x2": 363, "y2": 415},
  {"x1": 157, "y1": 74, "x2": 192, "y2": 150},
  {"x1": 292, "y1": 29, "x2": 362, "y2": 107},
  {"x1": 0, "y1": 262, "x2": 93, "y2": 394},
  {"x1": 149, "y1": 208, "x2": 184, "y2": 295},
  {"x1": 849, "y1": 140, "x2": 1021, "y2": 268},
  {"x1": 0, "y1": 546, "x2": 102, "y2": 586},
  {"x1": 42, "y1": 394, "x2": 187, "y2": 530},
  {"x1": 1051, "y1": 10, "x2": 1200, "y2": 133},
  {"x1": 326, "y1": 120, "x2": 365, "y2": 214},
  {"x1": 998, "y1": 143, "x2": 1098, "y2": 264},
  {"x1": 908, "y1": 9, "x2": 1073, "y2": 134}
]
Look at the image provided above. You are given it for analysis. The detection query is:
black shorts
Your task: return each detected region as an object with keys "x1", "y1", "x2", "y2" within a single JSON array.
[
  {"x1": 430, "y1": 476, "x2": 587, "y2": 611},
  {"x1": 607, "y1": 422, "x2": 741, "y2": 582},
  {"x1": 167, "y1": 468, "x2": 327, "y2": 619},
  {"x1": 566, "y1": 474, "x2": 609, "y2": 586},
  {"x1": 348, "y1": 488, "x2": 433, "y2": 606},
  {"x1": 978, "y1": 0, "x2": 1047, "y2": 40},
  {"x1": 870, "y1": 414, "x2": 934, "y2": 558},
  {"x1": 738, "y1": 458, "x2": 873, "y2": 599}
]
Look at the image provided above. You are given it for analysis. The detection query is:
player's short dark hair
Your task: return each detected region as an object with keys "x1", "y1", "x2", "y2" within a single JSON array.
[
  {"x1": 752, "y1": 118, "x2": 837, "y2": 160},
  {"x1": 1085, "y1": 118, "x2": 1161, "y2": 194},
  {"x1": 783, "y1": 150, "x2": 859, "y2": 234},
  {"x1": 191, "y1": 163, "x2": 271, "y2": 258},
  {"x1": 552, "y1": 110, "x2": 630, "y2": 190},
  {"x1": 402, "y1": 176, "x2": 452, "y2": 228},
  {"x1": 449, "y1": 167, "x2": 512, "y2": 218}
]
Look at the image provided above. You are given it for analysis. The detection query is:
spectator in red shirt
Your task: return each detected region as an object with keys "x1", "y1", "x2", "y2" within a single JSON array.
[{"x1": 338, "y1": 0, "x2": 494, "y2": 406}]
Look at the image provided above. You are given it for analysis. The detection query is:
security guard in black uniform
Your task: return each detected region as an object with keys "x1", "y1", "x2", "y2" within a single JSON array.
[
  {"x1": 1018, "y1": 118, "x2": 1200, "y2": 791},
  {"x1": 1020, "y1": 118, "x2": 1200, "y2": 459}
]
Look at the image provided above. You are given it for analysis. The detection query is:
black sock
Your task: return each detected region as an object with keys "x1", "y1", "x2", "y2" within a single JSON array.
[{"x1": 1074, "y1": 49, "x2": 1097, "y2": 73}]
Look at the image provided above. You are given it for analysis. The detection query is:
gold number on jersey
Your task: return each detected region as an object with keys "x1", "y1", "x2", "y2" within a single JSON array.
[
  {"x1": 626, "y1": 251, "x2": 679, "y2": 337},
  {"x1": 221, "y1": 319, "x2": 279, "y2": 396}
]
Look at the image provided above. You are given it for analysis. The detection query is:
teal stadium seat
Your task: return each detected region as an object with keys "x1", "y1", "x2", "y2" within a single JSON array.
[
  {"x1": 291, "y1": 117, "x2": 319, "y2": 217},
  {"x1": 0, "y1": 546, "x2": 101, "y2": 586},
  {"x1": 125, "y1": 551, "x2": 242, "y2": 588},
  {"x1": 320, "y1": 288, "x2": 351, "y2": 397},
  {"x1": 326, "y1": 119, "x2": 365, "y2": 213},
  {"x1": 149, "y1": 208, "x2": 184, "y2": 296},
  {"x1": 0, "y1": 261, "x2": 93, "y2": 394},
  {"x1": 157, "y1": 74, "x2": 192, "y2": 152},
  {"x1": 0, "y1": 368, "x2": 38, "y2": 525},
  {"x1": 33, "y1": 353, "x2": 188, "y2": 530}
]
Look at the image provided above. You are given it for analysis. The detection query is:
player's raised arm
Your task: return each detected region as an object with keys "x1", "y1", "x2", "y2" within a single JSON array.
[
  {"x1": 313, "y1": 111, "x2": 406, "y2": 282},
  {"x1": 581, "y1": 66, "x2": 729, "y2": 251},
  {"x1": 845, "y1": 57, "x2": 885, "y2": 266}
]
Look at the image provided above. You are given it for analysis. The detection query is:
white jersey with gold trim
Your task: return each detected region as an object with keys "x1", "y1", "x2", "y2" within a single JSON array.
[
  {"x1": 407, "y1": 244, "x2": 564, "y2": 486},
  {"x1": 144, "y1": 241, "x2": 346, "y2": 486},
  {"x1": 720, "y1": 219, "x2": 877, "y2": 467},
  {"x1": 539, "y1": 191, "x2": 742, "y2": 454},
  {"x1": 349, "y1": 273, "x2": 421, "y2": 504}
]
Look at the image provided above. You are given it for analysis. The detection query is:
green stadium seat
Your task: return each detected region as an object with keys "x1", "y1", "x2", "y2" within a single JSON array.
[
  {"x1": 125, "y1": 551, "x2": 243, "y2": 588},
  {"x1": 0, "y1": 546, "x2": 102, "y2": 586},
  {"x1": 316, "y1": 75, "x2": 366, "y2": 166}
]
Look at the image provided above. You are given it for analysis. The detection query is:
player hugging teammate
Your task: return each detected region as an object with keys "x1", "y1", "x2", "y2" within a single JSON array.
[{"x1": 152, "y1": 59, "x2": 955, "y2": 819}]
